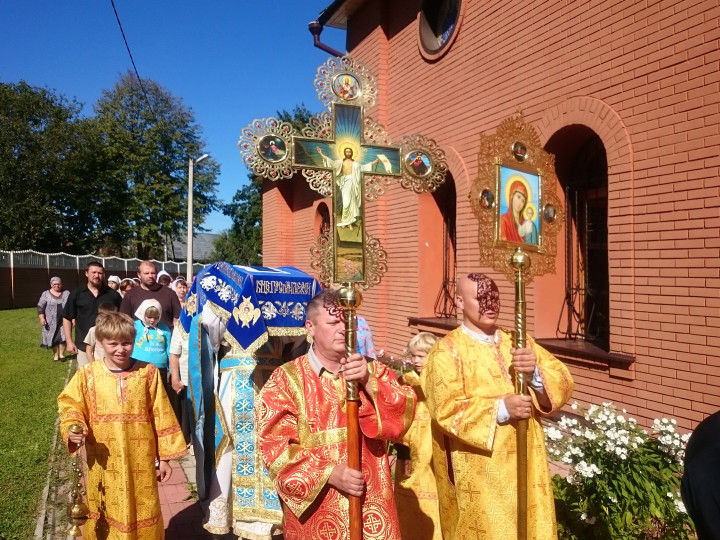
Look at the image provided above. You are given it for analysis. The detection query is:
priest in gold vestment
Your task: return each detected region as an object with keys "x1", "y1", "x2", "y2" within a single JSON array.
[
  {"x1": 58, "y1": 312, "x2": 187, "y2": 540},
  {"x1": 421, "y1": 273, "x2": 574, "y2": 540},
  {"x1": 394, "y1": 332, "x2": 442, "y2": 540},
  {"x1": 255, "y1": 289, "x2": 416, "y2": 540}
]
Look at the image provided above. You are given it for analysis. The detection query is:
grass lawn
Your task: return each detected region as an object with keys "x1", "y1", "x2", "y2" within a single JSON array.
[{"x1": 0, "y1": 308, "x2": 71, "y2": 540}]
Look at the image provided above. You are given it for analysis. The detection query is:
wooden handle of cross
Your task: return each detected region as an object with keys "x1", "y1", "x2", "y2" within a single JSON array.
[
  {"x1": 338, "y1": 285, "x2": 363, "y2": 540},
  {"x1": 511, "y1": 248, "x2": 529, "y2": 540}
]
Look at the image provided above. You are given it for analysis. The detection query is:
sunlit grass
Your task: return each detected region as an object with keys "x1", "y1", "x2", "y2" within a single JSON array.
[{"x1": 0, "y1": 308, "x2": 70, "y2": 539}]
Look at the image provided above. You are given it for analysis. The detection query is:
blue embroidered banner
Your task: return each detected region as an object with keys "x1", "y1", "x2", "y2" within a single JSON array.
[
  {"x1": 181, "y1": 263, "x2": 319, "y2": 351},
  {"x1": 183, "y1": 263, "x2": 319, "y2": 504}
]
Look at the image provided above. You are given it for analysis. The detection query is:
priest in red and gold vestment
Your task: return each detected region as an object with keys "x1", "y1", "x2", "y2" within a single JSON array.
[
  {"x1": 255, "y1": 289, "x2": 416, "y2": 540},
  {"x1": 421, "y1": 273, "x2": 574, "y2": 540}
]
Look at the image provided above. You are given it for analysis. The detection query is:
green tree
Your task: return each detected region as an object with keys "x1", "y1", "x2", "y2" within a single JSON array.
[
  {"x1": 212, "y1": 175, "x2": 262, "y2": 265},
  {"x1": 93, "y1": 70, "x2": 219, "y2": 258},
  {"x1": 0, "y1": 81, "x2": 99, "y2": 252},
  {"x1": 213, "y1": 104, "x2": 314, "y2": 265}
]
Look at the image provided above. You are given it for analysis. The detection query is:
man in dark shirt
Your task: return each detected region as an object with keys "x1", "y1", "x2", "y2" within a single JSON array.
[
  {"x1": 63, "y1": 261, "x2": 122, "y2": 367},
  {"x1": 120, "y1": 260, "x2": 181, "y2": 330}
]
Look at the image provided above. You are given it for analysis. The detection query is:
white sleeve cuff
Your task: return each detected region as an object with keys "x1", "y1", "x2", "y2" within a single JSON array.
[
  {"x1": 497, "y1": 398, "x2": 510, "y2": 424},
  {"x1": 529, "y1": 366, "x2": 545, "y2": 393}
]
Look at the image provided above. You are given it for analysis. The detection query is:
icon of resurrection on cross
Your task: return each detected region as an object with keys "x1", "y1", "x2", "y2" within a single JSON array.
[
  {"x1": 293, "y1": 103, "x2": 400, "y2": 283},
  {"x1": 238, "y1": 55, "x2": 448, "y2": 286}
]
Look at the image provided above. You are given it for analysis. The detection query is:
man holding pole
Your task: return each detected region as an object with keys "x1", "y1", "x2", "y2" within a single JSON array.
[
  {"x1": 421, "y1": 273, "x2": 574, "y2": 539},
  {"x1": 255, "y1": 288, "x2": 416, "y2": 540}
]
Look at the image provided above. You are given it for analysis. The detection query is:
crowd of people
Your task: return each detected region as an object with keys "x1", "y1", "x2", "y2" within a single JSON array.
[{"x1": 52, "y1": 262, "x2": 582, "y2": 539}]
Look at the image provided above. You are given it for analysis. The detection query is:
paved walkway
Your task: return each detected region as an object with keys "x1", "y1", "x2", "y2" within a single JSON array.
[{"x1": 160, "y1": 454, "x2": 239, "y2": 539}]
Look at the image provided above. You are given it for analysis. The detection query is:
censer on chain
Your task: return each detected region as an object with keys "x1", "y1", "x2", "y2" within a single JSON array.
[{"x1": 67, "y1": 424, "x2": 89, "y2": 537}]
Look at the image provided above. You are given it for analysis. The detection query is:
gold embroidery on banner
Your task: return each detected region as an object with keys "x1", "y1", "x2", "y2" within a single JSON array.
[
  {"x1": 228, "y1": 370, "x2": 283, "y2": 524},
  {"x1": 224, "y1": 328, "x2": 269, "y2": 358},
  {"x1": 185, "y1": 292, "x2": 198, "y2": 317},
  {"x1": 233, "y1": 296, "x2": 262, "y2": 327},
  {"x1": 267, "y1": 326, "x2": 308, "y2": 337}
]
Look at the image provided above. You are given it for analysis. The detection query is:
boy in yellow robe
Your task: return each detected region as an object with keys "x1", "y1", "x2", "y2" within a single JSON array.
[
  {"x1": 58, "y1": 312, "x2": 187, "y2": 539},
  {"x1": 394, "y1": 331, "x2": 443, "y2": 540},
  {"x1": 421, "y1": 273, "x2": 574, "y2": 540}
]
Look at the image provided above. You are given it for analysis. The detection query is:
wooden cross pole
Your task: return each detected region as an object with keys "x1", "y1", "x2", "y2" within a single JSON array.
[{"x1": 292, "y1": 102, "x2": 400, "y2": 540}]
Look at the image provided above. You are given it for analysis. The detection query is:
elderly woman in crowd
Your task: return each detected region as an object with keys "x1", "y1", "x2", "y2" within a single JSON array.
[
  {"x1": 107, "y1": 275, "x2": 121, "y2": 291},
  {"x1": 37, "y1": 276, "x2": 70, "y2": 361},
  {"x1": 171, "y1": 277, "x2": 188, "y2": 308},
  {"x1": 119, "y1": 278, "x2": 135, "y2": 298},
  {"x1": 157, "y1": 270, "x2": 173, "y2": 287}
]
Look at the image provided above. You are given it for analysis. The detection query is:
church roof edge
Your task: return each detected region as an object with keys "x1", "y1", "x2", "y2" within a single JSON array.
[{"x1": 317, "y1": 0, "x2": 367, "y2": 30}]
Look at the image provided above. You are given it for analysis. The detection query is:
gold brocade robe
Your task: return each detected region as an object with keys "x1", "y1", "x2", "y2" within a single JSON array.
[
  {"x1": 421, "y1": 327, "x2": 574, "y2": 540},
  {"x1": 394, "y1": 371, "x2": 442, "y2": 540},
  {"x1": 255, "y1": 356, "x2": 416, "y2": 540},
  {"x1": 58, "y1": 360, "x2": 187, "y2": 540}
]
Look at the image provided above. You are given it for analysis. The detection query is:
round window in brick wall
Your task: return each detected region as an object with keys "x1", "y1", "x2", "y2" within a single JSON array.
[{"x1": 418, "y1": 0, "x2": 462, "y2": 59}]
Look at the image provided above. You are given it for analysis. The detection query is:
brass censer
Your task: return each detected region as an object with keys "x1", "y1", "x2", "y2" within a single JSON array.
[{"x1": 67, "y1": 423, "x2": 89, "y2": 537}]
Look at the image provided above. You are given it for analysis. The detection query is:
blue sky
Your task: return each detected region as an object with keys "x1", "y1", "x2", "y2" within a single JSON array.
[{"x1": 0, "y1": 1, "x2": 346, "y2": 233}]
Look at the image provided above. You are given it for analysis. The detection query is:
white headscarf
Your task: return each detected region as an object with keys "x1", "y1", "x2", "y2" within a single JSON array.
[
  {"x1": 134, "y1": 299, "x2": 162, "y2": 338},
  {"x1": 157, "y1": 270, "x2": 172, "y2": 284}
]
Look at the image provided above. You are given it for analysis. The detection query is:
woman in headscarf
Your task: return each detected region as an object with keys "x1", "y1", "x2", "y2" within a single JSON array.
[
  {"x1": 500, "y1": 179, "x2": 528, "y2": 243},
  {"x1": 170, "y1": 277, "x2": 188, "y2": 308},
  {"x1": 119, "y1": 278, "x2": 135, "y2": 298},
  {"x1": 37, "y1": 276, "x2": 70, "y2": 361}
]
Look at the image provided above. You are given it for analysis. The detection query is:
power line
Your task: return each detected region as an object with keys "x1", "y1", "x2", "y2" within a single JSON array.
[{"x1": 109, "y1": 0, "x2": 155, "y2": 115}]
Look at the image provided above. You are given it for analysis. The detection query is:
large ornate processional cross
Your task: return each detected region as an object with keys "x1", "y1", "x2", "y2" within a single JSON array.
[
  {"x1": 238, "y1": 55, "x2": 449, "y2": 540},
  {"x1": 239, "y1": 56, "x2": 448, "y2": 288}
]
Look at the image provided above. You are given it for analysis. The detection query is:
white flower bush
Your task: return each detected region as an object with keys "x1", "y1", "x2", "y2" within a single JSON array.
[{"x1": 545, "y1": 402, "x2": 694, "y2": 539}]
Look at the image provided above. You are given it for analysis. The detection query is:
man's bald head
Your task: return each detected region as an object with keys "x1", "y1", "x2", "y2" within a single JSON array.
[
  {"x1": 456, "y1": 273, "x2": 500, "y2": 333},
  {"x1": 456, "y1": 274, "x2": 476, "y2": 299},
  {"x1": 137, "y1": 260, "x2": 158, "y2": 288},
  {"x1": 305, "y1": 289, "x2": 343, "y2": 324},
  {"x1": 137, "y1": 260, "x2": 156, "y2": 273},
  {"x1": 304, "y1": 288, "x2": 347, "y2": 362}
]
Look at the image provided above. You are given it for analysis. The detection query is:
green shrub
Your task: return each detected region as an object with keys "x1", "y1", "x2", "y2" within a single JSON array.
[{"x1": 545, "y1": 402, "x2": 694, "y2": 539}]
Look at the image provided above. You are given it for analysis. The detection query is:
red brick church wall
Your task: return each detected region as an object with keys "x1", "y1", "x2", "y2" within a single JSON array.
[{"x1": 262, "y1": 0, "x2": 720, "y2": 430}]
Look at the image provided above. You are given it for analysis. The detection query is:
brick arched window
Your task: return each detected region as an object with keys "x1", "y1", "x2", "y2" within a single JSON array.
[{"x1": 546, "y1": 128, "x2": 609, "y2": 350}]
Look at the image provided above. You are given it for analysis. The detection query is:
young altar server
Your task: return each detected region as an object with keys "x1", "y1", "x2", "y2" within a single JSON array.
[
  {"x1": 255, "y1": 289, "x2": 417, "y2": 540},
  {"x1": 394, "y1": 332, "x2": 443, "y2": 540},
  {"x1": 421, "y1": 273, "x2": 574, "y2": 540},
  {"x1": 58, "y1": 311, "x2": 187, "y2": 539}
]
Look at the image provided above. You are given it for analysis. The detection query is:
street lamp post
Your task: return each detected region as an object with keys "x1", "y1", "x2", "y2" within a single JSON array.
[{"x1": 187, "y1": 153, "x2": 209, "y2": 282}]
